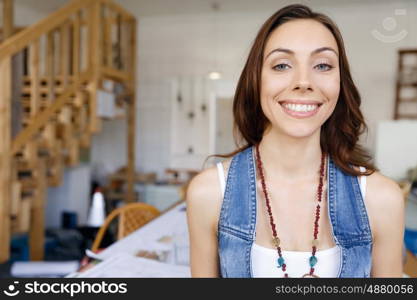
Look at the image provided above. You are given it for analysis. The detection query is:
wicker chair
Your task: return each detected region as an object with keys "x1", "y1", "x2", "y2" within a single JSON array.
[{"x1": 91, "y1": 203, "x2": 160, "y2": 253}]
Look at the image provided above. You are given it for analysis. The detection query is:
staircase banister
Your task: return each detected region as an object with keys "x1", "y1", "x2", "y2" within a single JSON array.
[{"x1": 0, "y1": 0, "x2": 92, "y2": 61}]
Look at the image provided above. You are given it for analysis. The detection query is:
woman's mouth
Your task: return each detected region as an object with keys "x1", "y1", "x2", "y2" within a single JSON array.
[{"x1": 278, "y1": 101, "x2": 322, "y2": 119}]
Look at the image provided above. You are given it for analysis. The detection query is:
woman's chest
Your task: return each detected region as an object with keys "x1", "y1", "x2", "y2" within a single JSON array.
[{"x1": 253, "y1": 181, "x2": 337, "y2": 251}]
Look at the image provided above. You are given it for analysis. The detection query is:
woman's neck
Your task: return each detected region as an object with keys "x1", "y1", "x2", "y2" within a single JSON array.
[{"x1": 258, "y1": 127, "x2": 323, "y2": 183}]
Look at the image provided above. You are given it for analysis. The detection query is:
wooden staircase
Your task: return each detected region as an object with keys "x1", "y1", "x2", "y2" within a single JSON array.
[{"x1": 0, "y1": 0, "x2": 137, "y2": 262}]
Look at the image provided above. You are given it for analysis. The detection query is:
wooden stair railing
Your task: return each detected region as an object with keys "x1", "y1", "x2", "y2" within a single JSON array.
[{"x1": 0, "y1": 0, "x2": 137, "y2": 262}]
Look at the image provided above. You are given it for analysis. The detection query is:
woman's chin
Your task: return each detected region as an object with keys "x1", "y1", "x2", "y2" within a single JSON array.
[{"x1": 274, "y1": 124, "x2": 320, "y2": 139}]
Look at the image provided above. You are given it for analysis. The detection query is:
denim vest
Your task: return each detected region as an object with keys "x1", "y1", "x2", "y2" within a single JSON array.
[{"x1": 217, "y1": 146, "x2": 373, "y2": 278}]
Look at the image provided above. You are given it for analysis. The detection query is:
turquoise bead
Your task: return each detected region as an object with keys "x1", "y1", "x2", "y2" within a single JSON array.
[
  {"x1": 309, "y1": 256, "x2": 318, "y2": 267},
  {"x1": 277, "y1": 257, "x2": 285, "y2": 268}
]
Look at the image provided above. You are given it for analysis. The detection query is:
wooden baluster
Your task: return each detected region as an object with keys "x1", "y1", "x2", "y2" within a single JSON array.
[
  {"x1": 126, "y1": 18, "x2": 136, "y2": 203},
  {"x1": 49, "y1": 138, "x2": 63, "y2": 187},
  {"x1": 0, "y1": 56, "x2": 12, "y2": 262},
  {"x1": 68, "y1": 105, "x2": 80, "y2": 166},
  {"x1": 18, "y1": 196, "x2": 31, "y2": 233},
  {"x1": 27, "y1": 38, "x2": 46, "y2": 261},
  {"x1": 69, "y1": 12, "x2": 83, "y2": 166},
  {"x1": 104, "y1": 6, "x2": 113, "y2": 68},
  {"x1": 79, "y1": 94, "x2": 91, "y2": 148},
  {"x1": 60, "y1": 22, "x2": 70, "y2": 88},
  {"x1": 73, "y1": 11, "x2": 83, "y2": 107},
  {"x1": 29, "y1": 40, "x2": 41, "y2": 117},
  {"x1": 47, "y1": 31, "x2": 56, "y2": 103},
  {"x1": 44, "y1": 30, "x2": 62, "y2": 185},
  {"x1": 29, "y1": 158, "x2": 46, "y2": 260},
  {"x1": 58, "y1": 106, "x2": 71, "y2": 147},
  {"x1": 10, "y1": 159, "x2": 22, "y2": 234},
  {"x1": 59, "y1": 22, "x2": 75, "y2": 164},
  {"x1": 120, "y1": 16, "x2": 129, "y2": 72},
  {"x1": 80, "y1": 9, "x2": 88, "y2": 74},
  {"x1": 88, "y1": 0, "x2": 102, "y2": 133},
  {"x1": 24, "y1": 40, "x2": 41, "y2": 168},
  {"x1": 3, "y1": 0, "x2": 14, "y2": 39},
  {"x1": 116, "y1": 13, "x2": 122, "y2": 70}
]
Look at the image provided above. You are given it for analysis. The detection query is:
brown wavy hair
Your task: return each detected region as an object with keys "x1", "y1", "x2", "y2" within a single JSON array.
[{"x1": 210, "y1": 4, "x2": 377, "y2": 177}]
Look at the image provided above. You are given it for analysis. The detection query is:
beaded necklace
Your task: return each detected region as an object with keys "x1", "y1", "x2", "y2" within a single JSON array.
[{"x1": 255, "y1": 144, "x2": 327, "y2": 278}]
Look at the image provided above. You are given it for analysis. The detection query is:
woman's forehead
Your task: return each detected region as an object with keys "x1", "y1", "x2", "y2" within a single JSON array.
[{"x1": 264, "y1": 19, "x2": 339, "y2": 57}]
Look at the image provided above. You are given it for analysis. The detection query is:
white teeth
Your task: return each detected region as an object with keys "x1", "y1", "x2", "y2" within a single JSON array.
[{"x1": 283, "y1": 103, "x2": 318, "y2": 112}]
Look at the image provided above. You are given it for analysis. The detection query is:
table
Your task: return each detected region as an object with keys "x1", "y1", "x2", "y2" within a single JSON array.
[{"x1": 67, "y1": 200, "x2": 191, "y2": 277}]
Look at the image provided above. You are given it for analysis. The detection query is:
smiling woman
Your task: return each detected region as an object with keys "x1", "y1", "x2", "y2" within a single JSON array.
[{"x1": 186, "y1": 4, "x2": 405, "y2": 278}]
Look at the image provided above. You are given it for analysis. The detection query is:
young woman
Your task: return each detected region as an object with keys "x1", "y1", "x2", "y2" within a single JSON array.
[{"x1": 186, "y1": 4, "x2": 405, "y2": 278}]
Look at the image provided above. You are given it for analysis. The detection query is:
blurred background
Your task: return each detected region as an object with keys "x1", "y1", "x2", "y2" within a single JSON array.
[{"x1": 0, "y1": 0, "x2": 416, "y2": 278}]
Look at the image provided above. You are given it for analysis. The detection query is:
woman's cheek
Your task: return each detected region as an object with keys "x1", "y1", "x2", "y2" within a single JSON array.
[
  {"x1": 261, "y1": 77, "x2": 287, "y2": 118},
  {"x1": 264, "y1": 76, "x2": 291, "y2": 99},
  {"x1": 314, "y1": 74, "x2": 340, "y2": 102}
]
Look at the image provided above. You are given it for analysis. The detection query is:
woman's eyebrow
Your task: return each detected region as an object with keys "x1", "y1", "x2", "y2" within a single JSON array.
[{"x1": 264, "y1": 47, "x2": 339, "y2": 61}]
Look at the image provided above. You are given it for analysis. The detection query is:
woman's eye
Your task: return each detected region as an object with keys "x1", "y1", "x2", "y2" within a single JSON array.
[
  {"x1": 315, "y1": 63, "x2": 333, "y2": 71},
  {"x1": 273, "y1": 63, "x2": 291, "y2": 71}
]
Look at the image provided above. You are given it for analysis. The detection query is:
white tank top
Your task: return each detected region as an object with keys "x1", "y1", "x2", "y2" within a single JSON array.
[{"x1": 216, "y1": 161, "x2": 367, "y2": 278}]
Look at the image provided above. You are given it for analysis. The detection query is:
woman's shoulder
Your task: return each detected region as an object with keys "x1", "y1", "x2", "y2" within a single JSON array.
[
  {"x1": 185, "y1": 160, "x2": 231, "y2": 234},
  {"x1": 365, "y1": 170, "x2": 404, "y2": 203},
  {"x1": 187, "y1": 159, "x2": 232, "y2": 199},
  {"x1": 360, "y1": 169, "x2": 405, "y2": 239},
  {"x1": 187, "y1": 166, "x2": 220, "y2": 198}
]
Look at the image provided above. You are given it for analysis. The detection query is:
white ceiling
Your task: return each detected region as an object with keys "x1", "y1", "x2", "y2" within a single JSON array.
[
  {"x1": 116, "y1": 0, "x2": 411, "y2": 17},
  {"x1": 14, "y1": 0, "x2": 410, "y2": 18}
]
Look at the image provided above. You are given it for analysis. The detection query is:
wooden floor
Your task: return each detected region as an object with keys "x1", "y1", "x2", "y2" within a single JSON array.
[{"x1": 404, "y1": 250, "x2": 417, "y2": 277}]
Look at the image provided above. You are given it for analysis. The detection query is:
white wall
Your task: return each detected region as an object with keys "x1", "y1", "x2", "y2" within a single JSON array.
[
  {"x1": 45, "y1": 164, "x2": 91, "y2": 228},
  {"x1": 90, "y1": 118, "x2": 127, "y2": 183},
  {"x1": 113, "y1": 0, "x2": 417, "y2": 179},
  {"x1": 375, "y1": 120, "x2": 417, "y2": 180},
  {"x1": 169, "y1": 77, "x2": 237, "y2": 171}
]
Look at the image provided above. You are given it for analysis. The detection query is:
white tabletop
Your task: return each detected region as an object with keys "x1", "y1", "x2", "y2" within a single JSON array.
[{"x1": 70, "y1": 201, "x2": 191, "y2": 277}]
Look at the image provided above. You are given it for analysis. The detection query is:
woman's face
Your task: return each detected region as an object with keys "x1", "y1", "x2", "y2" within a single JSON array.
[{"x1": 260, "y1": 19, "x2": 340, "y2": 139}]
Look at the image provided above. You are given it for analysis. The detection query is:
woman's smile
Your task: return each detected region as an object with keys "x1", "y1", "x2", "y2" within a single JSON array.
[{"x1": 278, "y1": 100, "x2": 323, "y2": 119}]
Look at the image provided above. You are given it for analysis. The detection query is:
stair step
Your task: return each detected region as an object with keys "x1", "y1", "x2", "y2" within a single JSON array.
[
  {"x1": 22, "y1": 75, "x2": 75, "y2": 84},
  {"x1": 19, "y1": 177, "x2": 37, "y2": 191},
  {"x1": 21, "y1": 86, "x2": 65, "y2": 95}
]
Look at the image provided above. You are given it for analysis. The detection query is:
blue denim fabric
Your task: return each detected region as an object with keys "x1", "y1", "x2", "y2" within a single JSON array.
[{"x1": 217, "y1": 146, "x2": 373, "y2": 278}]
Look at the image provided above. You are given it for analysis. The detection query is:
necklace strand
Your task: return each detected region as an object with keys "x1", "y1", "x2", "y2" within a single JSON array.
[{"x1": 255, "y1": 144, "x2": 326, "y2": 278}]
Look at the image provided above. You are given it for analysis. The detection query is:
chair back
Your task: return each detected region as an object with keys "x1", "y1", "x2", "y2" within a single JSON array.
[{"x1": 91, "y1": 203, "x2": 160, "y2": 252}]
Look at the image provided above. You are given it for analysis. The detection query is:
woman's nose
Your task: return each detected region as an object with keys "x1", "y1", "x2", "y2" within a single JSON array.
[
  {"x1": 294, "y1": 82, "x2": 313, "y2": 93},
  {"x1": 292, "y1": 69, "x2": 313, "y2": 93}
]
